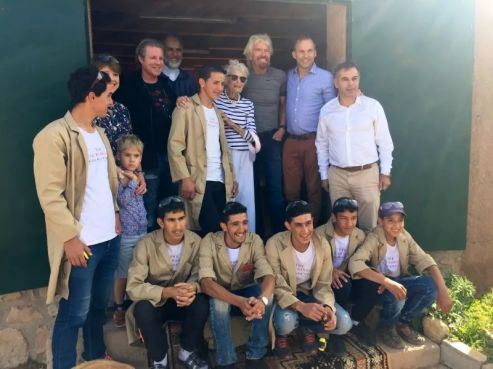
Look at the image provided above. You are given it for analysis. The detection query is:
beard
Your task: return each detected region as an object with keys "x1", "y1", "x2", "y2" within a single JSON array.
[{"x1": 166, "y1": 60, "x2": 181, "y2": 69}]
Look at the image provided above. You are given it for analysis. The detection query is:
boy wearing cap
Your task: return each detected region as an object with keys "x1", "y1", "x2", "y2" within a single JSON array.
[
  {"x1": 348, "y1": 202, "x2": 452, "y2": 349},
  {"x1": 266, "y1": 201, "x2": 352, "y2": 358},
  {"x1": 315, "y1": 197, "x2": 381, "y2": 346},
  {"x1": 126, "y1": 197, "x2": 209, "y2": 369},
  {"x1": 199, "y1": 202, "x2": 275, "y2": 369}
]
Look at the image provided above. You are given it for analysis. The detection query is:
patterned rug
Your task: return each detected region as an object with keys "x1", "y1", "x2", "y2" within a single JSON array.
[{"x1": 165, "y1": 322, "x2": 390, "y2": 369}]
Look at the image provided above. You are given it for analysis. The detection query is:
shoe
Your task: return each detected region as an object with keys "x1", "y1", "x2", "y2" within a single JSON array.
[
  {"x1": 274, "y1": 335, "x2": 293, "y2": 360},
  {"x1": 300, "y1": 330, "x2": 318, "y2": 354},
  {"x1": 378, "y1": 325, "x2": 405, "y2": 349},
  {"x1": 245, "y1": 357, "x2": 268, "y2": 369},
  {"x1": 179, "y1": 351, "x2": 209, "y2": 369},
  {"x1": 350, "y1": 323, "x2": 377, "y2": 346},
  {"x1": 326, "y1": 335, "x2": 346, "y2": 355},
  {"x1": 113, "y1": 309, "x2": 126, "y2": 327},
  {"x1": 396, "y1": 322, "x2": 426, "y2": 346},
  {"x1": 150, "y1": 364, "x2": 168, "y2": 369}
]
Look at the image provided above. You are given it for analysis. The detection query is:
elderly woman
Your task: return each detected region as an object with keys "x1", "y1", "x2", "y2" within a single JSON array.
[{"x1": 215, "y1": 59, "x2": 259, "y2": 231}]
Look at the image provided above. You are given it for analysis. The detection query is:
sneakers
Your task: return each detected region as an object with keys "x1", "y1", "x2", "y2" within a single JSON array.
[
  {"x1": 349, "y1": 323, "x2": 377, "y2": 346},
  {"x1": 300, "y1": 330, "x2": 318, "y2": 354},
  {"x1": 112, "y1": 308, "x2": 126, "y2": 327},
  {"x1": 396, "y1": 322, "x2": 426, "y2": 346},
  {"x1": 326, "y1": 335, "x2": 346, "y2": 355},
  {"x1": 378, "y1": 325, "x2": 405, "y2": 349},
  {"x1": 274, "y1": 335, "x2": 293, "y2": 360},
  {"x1": 245, "y1": 357, "x2": 268, "y2": 369},
  {"x1": 150, "y1": 363, "x2": 168, "y2": 369},
  {"x1": 179, "y1": 351, "x2": 209, "y2": 369}
]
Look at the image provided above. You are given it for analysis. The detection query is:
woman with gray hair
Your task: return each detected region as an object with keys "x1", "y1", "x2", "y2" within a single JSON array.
[{"x1": 215, "y1": 59, "x2": 260, "y2": 231}]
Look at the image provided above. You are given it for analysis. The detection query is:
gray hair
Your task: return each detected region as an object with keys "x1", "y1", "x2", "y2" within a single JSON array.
[
  {"x1": 243, "y1": 34, "x2": 273, "y2": 60},
  {"x1": 224, "y1": 59, "x2": 249, "y2": 78},
  {"x1": 135, "y1": 38, "x2": 164, "y2": 60}
]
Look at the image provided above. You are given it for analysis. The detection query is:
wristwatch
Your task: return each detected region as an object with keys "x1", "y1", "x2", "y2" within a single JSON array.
[{"x1": 259, "y1": 295, "x2": 269, "y2": 306}]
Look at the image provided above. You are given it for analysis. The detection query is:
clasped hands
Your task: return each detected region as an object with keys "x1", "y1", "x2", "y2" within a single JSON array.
[{"x1": 238, "y1": 296, "x2": 266, "y2": 321}]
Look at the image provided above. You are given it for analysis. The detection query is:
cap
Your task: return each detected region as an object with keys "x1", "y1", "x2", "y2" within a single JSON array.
[{"x1": 378, "y1": 201, "x2": 406, "y2": 218}]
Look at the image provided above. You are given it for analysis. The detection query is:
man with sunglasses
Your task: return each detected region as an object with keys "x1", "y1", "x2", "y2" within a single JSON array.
[
  {"x1": 349, "y1": 202, "x2": 452, "y2": 349},
  {"x1": 284, "y1": 36, "x2": 336, "y2": 225},
  {"x1": 126, "y1": 196, "x2": 209, "y2": 369},
  {"x1": 199, "y1": 202, "x2": 274, "y2": 369},
  {"x1": 315, "y1": 197, "x2": 382, "y2": 347}
]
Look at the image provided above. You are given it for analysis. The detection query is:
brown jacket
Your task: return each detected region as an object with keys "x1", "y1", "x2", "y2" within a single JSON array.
[
  {"x1": 348, "y1": 225, "x2": 437, "y2": 278},
  {"x1": 199, "y1": 231, "x2": 273, "y2": 291},
  {"x1": 265, "y1": 231, "x2": 335, "y2": 310},
  {"x1": 33, "y1": 111, "x2": 118, "y2": 304},
  {"x1": 315, "y1": 221, "x2": 366, "y2": 272},
  {"x1": 125, "y1": 229, "x2": 202, "y2": 344},
  {"x1": 168, "y1": 94, "x2": 235, "y2": 230}
]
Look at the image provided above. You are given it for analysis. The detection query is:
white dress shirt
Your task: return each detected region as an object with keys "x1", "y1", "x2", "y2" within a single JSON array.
[{"x1": 315, "y1": 95, "x2": 394, "y2": 180}]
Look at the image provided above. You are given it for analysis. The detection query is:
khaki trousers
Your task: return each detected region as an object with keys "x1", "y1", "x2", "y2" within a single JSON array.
[{"x1": 328, "y1": 163, "x2": 380, "y2": 232}]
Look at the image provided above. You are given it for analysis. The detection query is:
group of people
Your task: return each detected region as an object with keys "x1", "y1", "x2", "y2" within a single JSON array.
[{"x1": 32, "y1": 32, "x2": 453, "y2": 369}]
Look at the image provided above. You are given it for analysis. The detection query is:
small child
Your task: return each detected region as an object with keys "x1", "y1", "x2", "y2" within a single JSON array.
[{"x1": 113, "y1": 134, "x2": 147, "y2": 327}]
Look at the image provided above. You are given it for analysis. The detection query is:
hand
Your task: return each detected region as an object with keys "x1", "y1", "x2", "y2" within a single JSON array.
[
  {"x1": 176, "y1": 96, "x2": 191, "y2": 109},
  {"x1": 381, "y1": 278, "x2": 407, "y2": 300},
  {"x1": 173, "y1": 283, "x2": 197, "y2": 307},
  {"x1": 180, "y1": 177, "x2": 199, "y2": 200},
  {"x1": 135, "y1": 172, "x2": 147, "y2": 195},
  {"x1": 238, "y1": 297, "x2": 255, "y2": 318},
  {"x1": 436, "y1": 288, "x2": 453, "y2": 314},
  {"x1": 245, "y1": 297, "x2": 265, "y2": 321},
  {"x1": 63, "y1": 237, "x2": 91, "y2": 267},
  {"x1": 331, "y1": 269, "x2": 350, "y2": 289},
  {"x1": 321, "y1": 179, "x2": 329, "y2": 193},
  {"x1": 115, "y1": 212, "x2": 122, "y2": 235},
  {"x1": 297, "y1": 302, "x2": 326, "y2": 321},
  {"x1": 322, "y1": 306, "x2": 337, "y2": 331},
  {"x1": 231, "y1": 181, "x2": 239, "y2": 197},
  {"x1": 272, "y1": 127, "x2": 285, "y2": 142},
  {"x1": 122, "y1": 170, "x2": 138, "y2": 181},
  {"x1": 379, "y1": 174, "x2": 391, "y2": 191}
]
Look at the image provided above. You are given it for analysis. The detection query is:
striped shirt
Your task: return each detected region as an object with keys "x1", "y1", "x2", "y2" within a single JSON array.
[{"x1": 214, "y1": 93, "x2": 256, "y2": 151}]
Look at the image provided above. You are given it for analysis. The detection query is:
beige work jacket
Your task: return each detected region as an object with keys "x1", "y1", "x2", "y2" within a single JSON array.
[
  {"x1": 198, "y1": 231, "x2": 273, "y2": 291},
  {"x1": 167, "y1": 94, "x2": 235, "y2": 230},
  {"x1": 348, "y1": 225, "x2": 437, "y2": 278},
  {"x1": 265, "y1": 231, "x2": 335, "y2": 310},
  {"x1": 33, "y1": 111, "x2": 118, "y2": 304}
]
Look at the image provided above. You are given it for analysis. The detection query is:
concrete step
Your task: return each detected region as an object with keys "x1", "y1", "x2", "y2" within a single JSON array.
[
  {"x1": 104, "y1": 323, "x2": 147, "y2": 369},
  {"x1": 380, "y1": 337, "x2": 441, "y2": 369}
]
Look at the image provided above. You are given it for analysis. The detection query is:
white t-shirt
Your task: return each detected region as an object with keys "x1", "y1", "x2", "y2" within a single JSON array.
[
  {"x1": 78, "y1": 129, "x2": 116, "y2": 245},
  {"x1": 293, "y1": 241, "x2": 315, "y2": 285},
  {"x1": 333, "y1": 234, "x2": 350, "y2": 268},
  {"x1": 378, "y1": 243, "x2": 401, "y2": 277},
  {"x1": 227, "y1": 247, "x2": 241, "y2": 270},
  {"x1": 202, "y1": 106, "x2": 224, "y2": 183},
  {"x1": 166, "y1": 241, "x2": 184, "y2": 271}
]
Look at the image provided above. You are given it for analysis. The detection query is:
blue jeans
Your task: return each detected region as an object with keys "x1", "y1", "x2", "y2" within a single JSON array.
[
  {"x1": 116, "y1": 233, "x2": 145, "y2": 278},
  {"x1": 52, "y1": 236, "x2": 120, "y2": 369},
  {"x1": 209, "y1": 285, "x2": 272, "y2": 365},
  {"x1": 254, "y1": 132, "x2": 284, "y2": 234},
  {"x1": 380, "y1": 275, "x2": 437, "y2": 327},
  {"x1": 273, "y1": 292, "x2": 352, "y2": 336}
]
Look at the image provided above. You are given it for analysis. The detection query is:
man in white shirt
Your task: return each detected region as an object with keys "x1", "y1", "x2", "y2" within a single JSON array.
[{"x1": 315, "y1": 61, "x2": 394, "y2": 232}]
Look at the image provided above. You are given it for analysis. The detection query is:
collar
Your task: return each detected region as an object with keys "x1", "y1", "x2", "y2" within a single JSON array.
[{"x1": 163, "y1": 65, "x2": 181, "y2": 81}]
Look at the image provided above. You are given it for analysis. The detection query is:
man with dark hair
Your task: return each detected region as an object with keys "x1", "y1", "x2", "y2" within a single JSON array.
[
  {"x1": 116, "y1": 38, "x2": 176, "y2": 230},
  {"x1": 126, "y1": 196, "x2": 209, "y2": 369},
  {"x1": 199, "y1": 202, "x2": 274, "y2": 369},
  {"x1": 33, "y1": 67, "x2": 120, "y2": 368},
  {"x1": 266, "y1": 201, "x2": 351, "y2": 358},
  {"x1": 315, "y1": 61, "x2": 394, "y2": 232},
  {"x1": 162, "y1": 35, "x2": 198, "y2": 97},
  {"x1": 315, "y1": 197, "x2": 381, "y2": 346},
  {"x1": 168, "y1": 65, "x2": 237, "y2": 235}
]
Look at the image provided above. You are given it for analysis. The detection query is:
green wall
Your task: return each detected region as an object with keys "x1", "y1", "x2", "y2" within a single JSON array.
[
  {"x1": 0, "y1": 1, "x2": 89, "y2": 294},
  {"x1": 350, "y1": 0, "x2": 474, "y2": 250}
]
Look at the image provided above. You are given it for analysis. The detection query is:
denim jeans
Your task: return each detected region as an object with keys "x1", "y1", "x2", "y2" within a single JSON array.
[
  {"x1": 273, "y1": 292, "x2": 352, "y2": 336},
  {"x1": 52, "y1": 236, "x2": 120, "y2": 369},
  {"x1": 380, "y1": 275, "x2": 437, "y2": 327},
  {"x1": 209, "y1": 285, "x2": 271, "y2": 365},
  {"x1": 116, "y1": 233, "x2": 145, "y2": 278}
]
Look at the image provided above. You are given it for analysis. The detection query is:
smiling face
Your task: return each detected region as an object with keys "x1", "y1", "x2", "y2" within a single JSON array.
[
  {"x1": 98, "y1": 65, "x2": 120, "y2": 92},
  {"x1": 157, "y1": 210, "x2": 187, "y2": 245},
  {"x1": 333, "y1": 210, "x2": 358, "y2": 237},
  {"x1": 285, "y1": 213, "x2": 313, "y2": 250},
  {"x1": 379, "y1": 213, "x2": 405, "y2": 244},
  {"x1": 163, "y1": 36, "x2": 183, "y2": 69},
  {"x1": 250, "y1": 40, "x2": 271, "y2": 70},
  {"x1": 221, "y1": 212, "x2": 248, "y2": 247},
  {"x1": 225, "y1": 68, "x2": 247, "y2": 97},
  {"x1": 292, "y1": 38, "x2": 317, "y2": 71},
  {"x1": 199, "y1": 71, "x2": 225, "y2": 103},
  {"x1": 138, "y1": 45, "x2": 164, "y2": 81}
]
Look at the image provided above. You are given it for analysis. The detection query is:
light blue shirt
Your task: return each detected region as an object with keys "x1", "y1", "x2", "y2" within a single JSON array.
[{"x1": 286, "y1": 64, "x2": 335, "y2": 135}]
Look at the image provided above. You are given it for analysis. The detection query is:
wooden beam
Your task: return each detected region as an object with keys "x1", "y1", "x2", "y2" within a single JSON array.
[{"x1": 326, "y1": 2, "x2": 347, "y2": 71}]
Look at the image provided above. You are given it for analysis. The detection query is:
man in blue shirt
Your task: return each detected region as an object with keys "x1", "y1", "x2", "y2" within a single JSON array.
[{"x1": 284, "y1": 36, "x2": 335, "y2": 224}]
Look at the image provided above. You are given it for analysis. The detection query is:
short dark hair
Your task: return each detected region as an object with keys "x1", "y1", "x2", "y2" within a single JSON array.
[
  {"x1": 198, "y1": 64, "x2": 225, "y2": 81},
  {"x1": 163, "y1": 34, "x2": 183, "y2": 48},
  {"x1": 285, "y1": 200, "x2": 312, "y2": 222},
  {"x1": 293, "y1": 35, "x2": 316, "y2": 51},
  {"x1": 91, "y1": 54, "x2": 121, "y2": 74},
  {"x1": 333, "y1": 61, "x2": 360, "y2": 78},
  {"x1": 67, "y1": 66, "x2": 110, "y2": 109},
  {"x1": 220, "y1": 201, "x2": 247, "y2": 224},
  {"x1": 332, "y1": 197, "x2": 359, "y2": 215},
  {"x1": 157, "y1": 196, "x2": 185, "y2": 219}
]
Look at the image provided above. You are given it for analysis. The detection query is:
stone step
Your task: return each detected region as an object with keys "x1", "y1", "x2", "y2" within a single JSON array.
[
  {"x1": 104, "y1": 323, "x2": 148, "y2": 369},
  {"x1": 380, "y1": 337, "x2": 441, "y2": 369}
]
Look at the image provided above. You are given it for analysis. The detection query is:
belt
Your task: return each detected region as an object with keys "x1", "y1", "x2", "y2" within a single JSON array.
[
  {"x1": 334, "y1": 162, "x2": 376, "y2": 172},
  {"x1": 287, "y1": 132, "x2": 316, "y2": 140}
]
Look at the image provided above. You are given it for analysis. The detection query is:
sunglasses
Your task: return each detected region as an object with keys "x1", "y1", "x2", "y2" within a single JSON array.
[
  {"x1": 380, "y1": 201, "x2": 404, "y2": 211},
  {"x1": 95, "y1": 54, "x2": 119, "y2": 64},
  {"x1": 89, "y1": 71, "x2": 104, "y2": 91},
  {"x1": 228, "y1": 74, "x2": 247, "y2": 83},
  {"x1": 158, "y1": 196, "x2": 184, "y2": 208}
]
